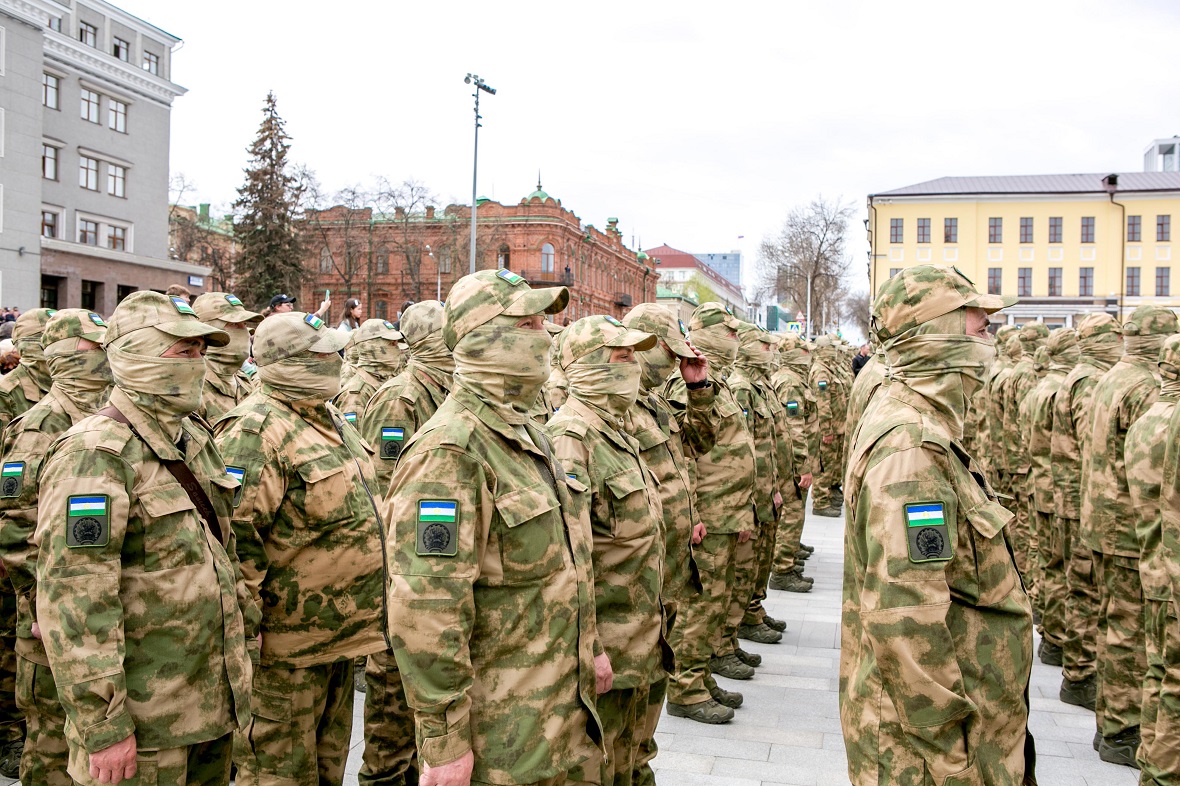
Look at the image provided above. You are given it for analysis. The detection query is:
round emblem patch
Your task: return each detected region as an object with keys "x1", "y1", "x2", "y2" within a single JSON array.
[
  {"x1": 422, "y1": 522, "x2": 452, "y2": 553},
  {"x1": 916, "y1": 527, "x2": 945, "y2": 559},
  {"x1": 1, "y1": 477, "x2": 19, "y2": 497},
  {"x1": 381, "y1": 441, "x2": 400, "y2": 459},
  {"x1": 72, "y1": 517, "x2": 103, "y2": 546}
]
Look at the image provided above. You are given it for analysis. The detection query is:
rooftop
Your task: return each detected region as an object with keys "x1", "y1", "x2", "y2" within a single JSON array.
[{"x1": 872, "y1": 171, "x2": 1180, "y2": 198}]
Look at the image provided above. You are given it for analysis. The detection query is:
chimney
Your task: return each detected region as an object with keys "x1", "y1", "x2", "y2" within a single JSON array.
[
  {"x1": 425, "y1": 206, "x2": 435, "y2": 219},
  {"x1": 395, "y1": 206, "x2": 406, "y2": 219},
  {"x1": 198, "y1": 203, "x2": 210, "y2": 221}
]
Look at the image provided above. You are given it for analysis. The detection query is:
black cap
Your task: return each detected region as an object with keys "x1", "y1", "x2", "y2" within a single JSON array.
[{"x1": 269, "y1": 293, "x2": 297, "y2": 308}]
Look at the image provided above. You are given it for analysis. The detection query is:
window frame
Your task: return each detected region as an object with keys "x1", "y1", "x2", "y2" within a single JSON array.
[
  {"x1": 1048, "y1": 216, "x2": 1063, "y2": 244},
  {"x1": 541, "y1": 242, "x2": 556, "y2": 272},
  {"x1": 42, "y1": 73, "x2": 59, "y2": 110},
  {"x1": 1127, "y1": 266, "x2": 1141, "y2": 297},
  {"x1": 112, "y1": 37, "x2": 129, "y2": 61},
  {"x1": 944, "y1": 217, "x2": 958, "y2": 244},
  {"x1": 987, "y1": 267, "x2": 1002, "y2": 295},
  {"x1": 1157, "y1": 267, "x2": 1171, "y2": 297},
  {"x1": 889, "y1": 218, "x2": 903, "y2": 244},
  {"x1": 107, "y1": 225, "x2": 127, "y2": 251},
  {"x1": 108, "y1": 99, "x2": 126, "y2": 133},
  {"x1": 1019, "y1": 217, "x2": 1033, "y2": 244},
  {"x1": 1047, "y1": 267, "x2": 1063, "y2": 297},
  {"x1": 41, "y1": 209, "x2": 59, "y2": 239},
  {"x1": 1079, "y1": 267, "x2": 1094, "y2": 297},
  {"x1": 78, "y1": 21, "x2": 97, "y2": 48},
  {"x1": 107, "y1": 164, "x2": 125, "y2": 198},
  {"x1": 916, "y1": 218, "x2": 931, "y2": 244},
  {"x1": 42, "y1": 144, "x2": 58, "y2": 180},
  {"x1": 1017, "y1": 267, "x2": 1032, "y2": 297},
  {"x1": 1081, "y1": 216, "x2": 1096, "y2": 244},
  {"x1": 80, "y1": 88, "x2": 100, "y2": 123},
  {"x1": 1127, "y1": 215, "x2": 1142, "y2": 243},
  {"x1": 142, "y1": 51, "x2": 159, "y2": 75},
  {"x1": 78, "y1": 218, "x2": 99, "y2": 245},
  {"x1": 79, "y1": 156, "x2": 99, "y2": 190},
  {"x1": 989, "y1": 217, "x2": 1003, "y2": 244},
  {"x1": 1159, "y1": 215, "x2": 1172, "y2": 243}
]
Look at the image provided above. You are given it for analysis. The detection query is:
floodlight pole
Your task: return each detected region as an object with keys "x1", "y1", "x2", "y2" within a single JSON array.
[{"x1": 466, "y1": 73, "x2": 496, "y2": 274}]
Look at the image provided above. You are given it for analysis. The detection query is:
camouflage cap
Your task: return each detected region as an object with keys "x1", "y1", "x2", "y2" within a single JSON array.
[
  {"x1": 1075, "y1": 312, "x2": 1121, "y2": 340},
  {"x1": 443, "y1": 269, "x2": 569, "y2": 350},
  {"x1": 777, "y1": 333, "x2": 807, "y2": 352},
  {"x1": 399, "y1": 301, "x2": 445, "y2": 347},
  {"x1": 994, "y1": 324, "x2": 1019, "y2": 344},
  {"x1": 12, "y1": 308, "x2": 57, "y2": 341},
  {"x1": 191, "y1": 292, "x2": 262, "y2": 325},
  {"x1": 1019, "y1": 321, "x2": 1050, "y2": 343},
  {"x1": 623, "y1": 302, "x2": 694, "y2": 359},
  {"x1": 349, "y1": 318, "x2": 405, "y2": 347},
  {"x1": 737, "y1": 321, "x2": 780, "y2": 347},
  {"x1": 103, "y1": 291, "x2": 229, "y2": 348},
  {"x1": 872, "y1": 265, "x2": 1016, "y2": 342},
  {"x1": 252, "y1": 311, "x2": 349, "y2": 365},
  {"x1": 41, "y1": 308, "x2": 108, "y2": 347},
  {"x1": 543, "y1": 320, "x2": 566, "y2": 335},
  {"x1": 1123, "y1": 304, "x2": 1179, "y2": 337},
  {"x1": 560, "y1": 315, "x2": 657, "y2": 370},
  {"x1": 1159, "y1": 333, "x2": 1180, "y2": 378},
  {"x1": 1045, "y1": 327, "x2": 1078, "y2": 357},
  {"x1": 689, "y1": 301, "x2": 743, "y2": 332}
]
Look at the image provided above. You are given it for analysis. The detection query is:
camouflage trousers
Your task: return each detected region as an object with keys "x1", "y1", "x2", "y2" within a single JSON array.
[
  {"x1": 1061, "y1": 517, "x2": 1099, "y2": 683},
  {"x1": 1007, "y1": 477, "x2": 1035, "y2": 599},
  {"x1": 0, "y1": 584, "x2": 21, "y2": 745},
  {"x1": 742, "y1": 514, "x2": 782, "y2": 627},
  {"x1": 360, "y1": 649, "x2": 417, "y2": 786},
  {"x1": 772, "y1": 486, "x2": 806, "y2": 576},
  {"x1": 595, "y1": 686, "x2": 643, "y2": 786},
  {"x1": 14, "y1": 655, "x2": 69, "y2": 786},
  {"x1": 69, "y1": 732, "x2": 233, "y2": 786},
  {"x1": 667, "y1": 532, "x2": 737, "y2": 705},
  {"x1": 812, "y1": 437, "x2": 841, "y2": 509},
  {"x1": 1139, "y1": 599, "x2": 1180, "y2": 785},
  {"x1": 1093, "y1": 553, "x2": 1148, "y2": 737},
  {"x1": 631, "y1": 678, "x2": 663, "y2": 786},
  {"x1": 1034, "y1": 509, "x2": 1067, "y2": 649},
  {"x1": 236, "y1": 660, "x2": 354, "y2": 786},
  {"x1": 719, "y1": 528, "x2": 759, "y2": 658}
]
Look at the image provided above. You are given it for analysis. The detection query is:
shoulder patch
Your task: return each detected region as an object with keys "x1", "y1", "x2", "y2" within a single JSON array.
[
  {"x1": 0, "y1": 462, "x2": 24, "y2": 498},
  {"x1": 343, "y1": 412, "x2": 357, "y2": 424},
  {"x1": 417, "y1": 499, "x2": 458, "y2": 556},
  {"x1": 817, "y1": 380, "x2": 829, "y2": 390},
  {"x1": 66, "y1": 495, "x2": 110, "y2": 548},
  {"x1": 380, "y1": 426, "x2": 405, "y2": 460},
  {"x1": 226, "y1": 466, "x2": 245, "y2": 507},
  {"x1": 905, "y1": 502, "x2": 952, "y2": 563}
]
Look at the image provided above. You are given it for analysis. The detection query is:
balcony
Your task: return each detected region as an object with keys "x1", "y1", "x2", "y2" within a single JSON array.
[
  {"x1": 613, "y1": 292, "x2": 633, "y2": 307},
  {"x1": 519, "y1": 268, "x2": 574, "y2": 288}
]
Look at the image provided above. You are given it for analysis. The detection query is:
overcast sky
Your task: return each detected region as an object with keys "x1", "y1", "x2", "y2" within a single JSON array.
[{"x1": 124, "y1": 0, "x2": 1180, "y2": 300}]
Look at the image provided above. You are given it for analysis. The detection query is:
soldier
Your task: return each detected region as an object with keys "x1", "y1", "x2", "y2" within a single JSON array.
[
  {"x1": 1152, "y1": 340, "x2": 1180, "y2": 786},
  {"x1": 0, "y1": 309, "x2": 112, "y2": 786},
  {"x1": 1051, "y1": 312, "x2": 1122, "y2": 711},
  {"x1": 663, "y1": 303, "x2": 756, "y2": 707},
  {"x1": 621, "y1": 303, "x2": 715, "y2": 778},
  {"x1": 191, "y1": 292, "x2": 263, "y2": 424},
  {"x1": 845, "y1": 342, "x2": 887, "y2": 442},
  {"x1": 985, "y1": 332, "x2": 1022, "y2": 493},
  {"x1": 0, "y1": 308, "x2": 56, "y2": 431},
  {"x1": 383, "y1": 269, "x2": 605, "y2": 786},
  {"x1": 214, "y1": 311, "x2": 388, "y2": 786},
  {"x1": 809, "y1": 335, "x2": 846, "y2": 516},
  {"x1": 769, "y1": 334, "x2": 816, "y2": 593},
  {"x1": 841, "y1": 265, "x2": 1034, "y2": 786},
  {"x1": 547, "y1": 315, "x2": 664, "y2": 786},
  {"x1": 528, "y1": 321, "x2": 567, "y2": 425},
  {"x1": 356, "y1": 301, "x2": 453, "y2": 786},
  {"x1": 1125, "y1": 334, "x2": 1180, "y2": 781},
  {"x1": 333, "y1": 318, "x2": 407, "y2": 426},
  {"x1": 968, "y1": 323, "x2": 1016, "y2": 474},
  {"x1": 1004, "y1": 321, "x2": 1049, "y2": 597},
  {"x1": 1081, "y1": 304, "x2": 1178, "y2": 766},
  {"x1": 34, "y1": 291, "x2": 253, "y2": 786}
]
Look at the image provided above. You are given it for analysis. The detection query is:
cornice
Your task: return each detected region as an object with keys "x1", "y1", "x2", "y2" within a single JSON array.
[
  {"x1": 0, "y1": 0, "x2": 58, "y2": 27},
  {"x1": 43, "y1": 34, "x2": 186, "y2": 107},
  {"x1": 42, "y1": 237, "x2": 210, "y2": 276}
]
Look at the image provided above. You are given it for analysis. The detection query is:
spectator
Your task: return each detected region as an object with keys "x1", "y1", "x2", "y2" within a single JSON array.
[
  {"x1": 0, "y1": 340, "x2": 16, "y2": 374},
  {"x1": 392, "y1": 300, "x2": 414, "y2": 330},
  {"x1": 338, "y1": 298, "x2": 363, "y2": 332},
  {"x1": 851, "y1": 343, "x2": 871, "y2": 376},
  {"x1": 268, "y1": 293, "x2": 331, "y2": 320},
  {"x1": 165, "y1": 284, "x2": 192, "y2": 304}
]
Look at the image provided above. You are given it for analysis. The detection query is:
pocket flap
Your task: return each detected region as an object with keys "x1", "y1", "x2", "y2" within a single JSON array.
[
  {"x1": 630, "y1": 426, "x2": 669, "y2": 452},
  {"x1": 211, "y1": 475, "x2": 239, "y2": 491},
  {"x1": 252, "y1": 688, "x2": 293, "y2": 722},
  {"x1": 564, "y1": 475, "x2": 589, "y2": 494},
  {"x1": 964, "y1": 499, "x2": 1012, "y2": 540},
  {"x1": 494, "y1": 483, "x2": 559, "y2": 528},
  {"x1": 140, "y1": 484, "x2": 196, "y2": 517},
  {"x1": 296, "y1": 456, "x2": 347, "y2": 484},
  {"x1": 604, "y1": 467, "x2": 646, "y2": 500},
  {"x1": 715, "y1": 397, "x2": 740, "y2": 419}
]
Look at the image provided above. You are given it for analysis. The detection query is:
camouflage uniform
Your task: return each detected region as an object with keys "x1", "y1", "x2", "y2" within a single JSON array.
[
  {"x1": 333, "y1": 318, "x2": 408, "y2": 429},
  {"x1": 986, "y1": 334, "x2": 1022, "y2": 496},
  {"x1": 1125, "y1": 335, "x2": 1180, "y2": 781},
  {"x1": 1003, "y1": 322, "x2": 1049, "y2": 595},
  {"x1": 34, "y1": 292, "x2": 253, "y2": 786},
  {"x1": 809, "y1": 336, "x2": 846, "y2": 513},
  {"x1": 1083, "y1": 306, "x2": 1178, "y2": 763},
  {"x1": 1152, "y1": 348, "x2": 1180, "y2": 786},
  {"x1": 0, "y1": 309, "x2": 111, "y2": 786},
  {"x1": 383, "y1": 270, "x2": 602, "y2": 785},
  {"x1": 191, "y1": 292, "x2": 262, "y2": 425},
  {"x1": 769, "y1": 335, "x2": 817, "y2": 589},
  {"x1": 971, "y1": 323, "x2": 1017, "y2": 481},
  {"x1": 841, "y1": 266, "x2": 1033, "y2": 786},
  {"x1": 1050, "y1": 313, "x2": 1122, "y2": 707}
]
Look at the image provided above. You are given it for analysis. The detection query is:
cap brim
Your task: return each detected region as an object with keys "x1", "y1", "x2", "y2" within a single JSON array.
[
  {"x1": 723, "y1": 315, "x2": 744, "y2": 330},
  {"x1": 966, "y1": 293, "x2": 1018, "y2": 314},
  {"x1": 664, "y1": 334, "x2": 696, "y2": 359},
  {"x1": 223, "y1": 306, "x2": 263, "y2": 324},
  {"x1": 77, "y1": 327, "x2": 107, "y2": 343},
  {"x1": 502, "y1": 286, "x2": 570, "y2": 317},
  {"x1": 308, "y1": 327, "x2": 351, "y2": 354},
  {"x1": 543, "y1": 321, "x2": 565, "y2": 335},
  {"x1": 604, "y1": 328, "x2": 658, "y2": 352},
  {"x1": 156, "y1": 319, "x2": 230, "y2": 348}
]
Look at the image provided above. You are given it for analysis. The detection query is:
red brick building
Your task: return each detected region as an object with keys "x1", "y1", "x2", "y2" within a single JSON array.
[{"x1": 301, "y1": 184, "x2": 658, "y2": 323}]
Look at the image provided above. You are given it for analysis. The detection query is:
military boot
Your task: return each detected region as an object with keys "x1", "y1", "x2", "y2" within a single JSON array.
[
  {"x1": 710, "y1": 654, "x2": 755, "y2": 680},
  {"x1": 795, "y1": 548, "x2": 811, "y2": 561},
  {"x1": 667, "y1": 698, "x2": 734, "y2": 724},
  {"x1": 737, "y1": 622, "x2": 782, "y2": 644},
  {"x1": 734, "y1": 647, "x2": 762, "y2": 667},
  {"x1": 769, "y1": 570, "x2": 812, "y2": 593},
  {"x1": 1039, "y1": 640, "x2": 1063, "y2": 667},
  {"x1": 1059, "y1": 675, "x2": 1097, "y2": 710},
  {"x1": 709, "y1": 683, "x2": 744, "y2": 709},
  {"x1": 798, "y1": 543, "x2": 815, "y2": 554},
  {"x1": 1098, "y1": 726, "x2": 1141, "y2": 768},
  {"x1": 763, "y1": 614, "x2": 787, "y2": 633},
  {"x1": 0, "y1": 739, "x2": 22, "y2": 778},
  {"x1": 813, "y1": 505, "x2": 842, "y2": 518}
]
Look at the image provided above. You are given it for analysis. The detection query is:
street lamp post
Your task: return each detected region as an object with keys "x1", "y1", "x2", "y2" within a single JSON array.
[{"x1": 465, "y1": 73, "x2": 496, "y2": 275}]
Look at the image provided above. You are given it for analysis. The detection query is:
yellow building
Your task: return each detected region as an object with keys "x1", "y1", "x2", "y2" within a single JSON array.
[{"x1": 867, "y1": 172, "x2": 1180, "y2": 326}]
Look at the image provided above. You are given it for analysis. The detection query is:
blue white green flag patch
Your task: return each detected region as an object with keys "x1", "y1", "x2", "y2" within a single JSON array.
[
  {"x1": 416, "y1": 500, "x2": 458, "y2": 556},
  {"x1": 905, "y1": 502, "x2": 952, "y2": 562},
  {"x1": 66, "y1": 495, "x2": 109, "y2": 548}
]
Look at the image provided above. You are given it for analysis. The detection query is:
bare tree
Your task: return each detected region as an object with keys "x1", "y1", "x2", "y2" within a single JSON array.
[
  {"x1": 300, "y1": 176, "x2": 374, "y2": 307},
  {"x1": 757, "y1": 196, "x2": 855, "y2": 337},
  {"x1": 842, "y1": 289, "x2": 872, "y2": 339},
  {"x1": 373, "y1": 178, "x2": 437, "y2": 303},
  {"x1": 169, "y1": 173, "x2": 236, "y2": 291}
]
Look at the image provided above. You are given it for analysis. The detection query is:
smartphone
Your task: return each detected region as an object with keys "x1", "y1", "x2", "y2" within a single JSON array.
[{"x1": 325, "y1": 289, "x2": 331, "y2": 300}]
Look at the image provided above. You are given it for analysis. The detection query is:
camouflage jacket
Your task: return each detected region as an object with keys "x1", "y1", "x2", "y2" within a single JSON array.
[
  {"x1": 34, "y1": 387, "x2": 254, "y2": 753},
  {"x1": 383, "y1": 385, "x2": 602, "y2": 782},
  {"x1": 985, "y1": 363, "x2": 1018, "y2": 477},
  {"x1": 215, "y1": 386, "x2": 389, "y2": 667},
  {"x1": 1023, "y1": 366, "x2": 1068, "y2": 513},
  {"x1": 730, "y1": 369, "x2": 788, "y2": 523},
  {"x1": 548, "y1": 397, "x2": 665, "y2": 689},
  {"x1": 1050, "y1": 360, "x2": 1109, "y2": 519},
  {"x1": 845, "y1": 353, "x2": 888, "y2": 448},
  {"x1": 200, "y1": 368, "x2": 252, "y2": 426},
  {"x1": 332, "y1": 366, "x2": 384, "y2": 427},
  {"x1": 771, "y1": 365, "x2": 818, "y2": 477},
  {"x1": 1080, "y1": 356, "x2": 1160, "y2": 556},
  {"x1": 810, "y1": 357, "x2": 848, "y2": 436},
  {"x1": 1002, "y1": 359, "x2": 1042, "y2": 475},
  {"x1": 627, "y1": 384, "x2": 715, "y2": 606},
  {"x1": 0, "y1": 365, "x2": 49, "y2": 433},
  {"x1": 663, "y1": 373, "x2": 755, "y2": 534},
  {"x1": 841, "y1": 382, "x2": 1032, "y2": 786},
  {"x1": 360, "y1": 363, "x2": 450, "y2": 494},
  {"x1": 1126, "y1": 393, "x2": 1177, "y2": 601},
  {"x1": 1158, "y1": 404, "x2": 1180, "y2": 610}
]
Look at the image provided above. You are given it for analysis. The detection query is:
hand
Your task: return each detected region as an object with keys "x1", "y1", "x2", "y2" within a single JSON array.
[
  {"x1": 679, "y1": 341, "x2": 709, "y2": 384},
  {"x1": 594, "y1": 652, "x2": 614, "y2": 694},
  {"x1": 317, "y1": 296, "x2": 332, "y2": 318},
  {"x1": 420, "y1": 749, "x2": 474, "y2": 786},
  {"x1": 691, "y1": 522, "x2": 706, "y2": 545},
  {"x1": 773, "y1": 491, "x2": 784, "y2": 508},
  {"x1": 797, "y1": 473, "x2": 813, "y2": 490},
  {"x1": 89, "y1": 734, "x2": 136, "y2": 785},
  {"x1": 737, "y1": 530, "x2": 753, "y2": 543},
  {"x1": 31, "y1": 621, "x2": 41, "y2": 640},
  {"x1": 822, "y1": 434, "x2": 835, "y2": 445}
]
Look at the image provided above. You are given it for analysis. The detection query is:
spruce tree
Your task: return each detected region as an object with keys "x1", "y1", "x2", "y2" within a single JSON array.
[{"x1": 232, "y1": 92, "x2": 306, "y2": 309}]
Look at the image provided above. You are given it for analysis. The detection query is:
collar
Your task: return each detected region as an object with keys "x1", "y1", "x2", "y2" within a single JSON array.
[
  {"x1": 107, "y1": 387, "x2": 206, "y2": 461},
  {"x1": 562, "y1": 397, "x2": 638, "y2": 454},
  {"x1": 451, "y1": 386, "x2": 549, "y2": 460}
]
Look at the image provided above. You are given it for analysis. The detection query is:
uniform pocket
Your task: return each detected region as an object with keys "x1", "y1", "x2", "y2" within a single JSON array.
[
  {"x1": 493, "y1": 482, "x2": 567, "y2": 584},
  {"x1": 603, "y1": 466, "x2": 649, "y2": 540},
  {"x1": 963, "y1": 499, "x2": 1018, "y2": 606},
  {"x1": 296, "y1": 457, "x2": 350, "y2": 525},
  {"x1": 139, "y1": 484, "x2": 206, "y2": 572}
]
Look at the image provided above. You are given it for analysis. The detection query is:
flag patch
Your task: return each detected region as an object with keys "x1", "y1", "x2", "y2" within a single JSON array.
[
  {"x1": 496, "y1": 268, "x2": 524, "y2": 285},
  {"x1": 66, "y1": 495, "x2": 109, "y2": 548},
  {"x1": 89, "y1": 313, "x2": 106, "y2": 327},
  {"x1": 604, "y1": 315, "x2": 623, "y2": 327},
  {"x1": 382, "y1": 428, "x2": 405, "y2": 440},
  {"x1": 678, "y1": 319, "x2": 688, "y2": 337},
  {"x1": 0, "y1": 462, "x2": 23, "y2": 498},
  {"x1": 817, "y1": 380, "x2": 828, "y2": 390},
  {"x1": 304, "y1": 313, "x2": 324, "y2": 330},
  {"x1": 380, "y1": 427, "x2": 405, "y2": 459},
  {"x1": 786, "y1": 400, "x2": 799, "y2": 410},
  {"x1": 905, "y1": 502, "x2": 952, "y2": 563},
  {"x1": 416, "y1": 500, "x2": 458, "y2": 556},
  {"x1": 383, "y1": 320, "x2": 396, "y2": 330},
  {"x1": 226, "y1": 467, "x2": 245, "y2": 506},
  {"x1": 225, "y1": 294, "x2": 244, "y2": 306},
  {"x1": 171, "y1": 297, "x2": 196, "y2": 316},
  {"x1": 344, "y1": 412, "x2": 357, "y2": 423}
]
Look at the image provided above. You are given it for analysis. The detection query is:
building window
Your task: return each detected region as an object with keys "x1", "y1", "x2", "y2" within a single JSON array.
[
  {"x1": 1018, "y1": 267, "x2": 1032, "y2": 297},
  {"x1": 79, "y1": 22, "x2": 97, "y2": 48},
  {"x1": 439, "y1": 253, "x2": 452, "y2": 274},
  {"x1": 1049, "y1": 216, "x2": 1063, "y2": 243},
  {"x1": 1048, "y1": 267, "x2": 1062, "y2": 296},
  {"x1": 318, "y1": 246, "x2": 331, "y2": 273},
  {"x1": 915, "y1": 218, "x2": 930, "y2": 244},
  {"x1": 987, "y1": 268, "x2": 1002, "y2": 295},
  {"x1": 374, "y1": 300, "x2": 388, "y2": 319},
  {"x1": 1020, "y1": 217, "x2": 1033, "y2": 244},
  {"x1": 541, "y1": 243, "x2": 555, "y2": 271},
  {"x1": 142, "y1": 51, "x2": 159, "y2": 75},
  {"x1": 944, "y1": 217, "x2": 958, "y2": 243},
  {"x1": 989, "y1": 217, "x2": 1003, "y2": 243},
  {"x1": 80, "y1": 89, "x2": 100, "y2": 123},
  {"x1": 42, "y1": 73, "x2": 59, "y2": 109},
  {"x1": 78, "y1": 219, "x2": 99, "y2": 245},
  {"x1": 376, "y1": 247, "x2": 389, "y2": 274},
  {"x1": 48, "y1": 17, "x2": 61, "y2": 32},
  {"x1": 41, "y1": 210, "x2": 58, "y2": 239},
  {"x1": 116, "y1": 285, "x2": 136, "y2": 303},
  {"x1": 107, "y1": 226, "x2": 126, "y2": 251},
  {"x1": 497, "y1": 244, "x2": 510, "y2": 269},
  {"x1": 81, "y1": 280, "x2": 99, "y2": 310},
  {"x1": 1127, "y1": 267, "x2": 1141, "y2": 297},
  {"x1": 79, "y1": 156, "x2": 99, "y2": 190},
  {"x1": 889, "y1": 218, "x2": 903, "y2": 244},
  {"x1": 1127, "y1": 215, "x2": 1142, "y2": 243},
  {"x1": 107, "y1": 165, "x2": 125, "y2": 197},
  {"x1": 1157, "y1": 267, "x2": 1171, "y2": 297},
  {"x1": 1081, "y1": 216, "x2": 1095, "y2": 243},
  {"x1": 889, "y1": 268, "x2": 902, "y2": 278},
  {"x1": 1159, "y1": 215, "x2": 1172, "y2": 242},
  {"x1": 1079, "y1": 267, "x2": 1094, "y2": 297},
  {"x1": 42, "y1": 145, "x2": 58, "y2": 180},
  {"x1": 108, "y1": 100, "x2": 126, "y2": 133},
  {"x1": 112, "y1": 37, "x2": 129, "y2": 61}
]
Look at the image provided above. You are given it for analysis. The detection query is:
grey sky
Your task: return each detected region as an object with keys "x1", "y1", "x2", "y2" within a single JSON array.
[{"x1": 125, "y1": 0, "x2": 1180, "y2": 300}]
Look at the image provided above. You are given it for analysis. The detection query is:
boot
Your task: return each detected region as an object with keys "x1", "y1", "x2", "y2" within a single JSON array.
[
  {"x1": 710, "y1": 654, "x2": 755, "y2": 680},
  {"x1": 795, "y1": 548, "x2": 811, "y2": 561},
  {"x1": 734, "y1": 647, "x2": 762, "y2": 667},
  {"x1": 737, "y1": 622, "x2": 782, "y2": 644},
  {"x1": 1093, "y1": 730, "x2": 1101, "y2": 752},
  {"x1": 1098, "y1": 726, "x2": 1141, "y2": 768},
  {"x1": 769, "y1": 570, "x2": 813, "y2": 593},
  {"x1": 813, "y1": 505, "x2": 842, "y2": 518},
  {"x1": 667, "y1": 698, "x2": 734, "y2": 724},
  {"x1": 709, "y1": 683, "x2": 744, "y2": 709},
  {"x1": 1039, "y1": 641, "x2": 1063, "y2": 667},
  {"x1": 799, "y1": 543, "x2": 815, "y2": 554},
  {"x1": 1059, "y1": 675, "x2": 1097, "y2": 710},
  {"x1": 763, "y1": 615, "x2": 787, "y2": 633},
  {"x1": 0, "y1": 739, "x2": 22, "y2": 779}
]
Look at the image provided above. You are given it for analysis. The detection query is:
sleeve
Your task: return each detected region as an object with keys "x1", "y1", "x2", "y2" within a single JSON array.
[
  {"x1": 680, "y1": 383, "x2": 716, "y2": 456},
  {"x1": 1160, "y1": 409, "x2": 1180, "y2": 606},
  {"x1": 0, "y1": 439, "x2": 43, "y2": 600},
  {"x1": 811, "y1": 368, "x2": 835, "y2": 435},
  {"x1": 34, "y1": 442, "x2": 137, "y2": 753},
  {"x1": 360, "y1": 386, "x2": 419, "y2": 496},
  {"x1": 778, "y1": 380, "x2": 812, "y2": 478},
  {"x1": 1122, "y1": 381, "x2": 1161, "y2": 431}
]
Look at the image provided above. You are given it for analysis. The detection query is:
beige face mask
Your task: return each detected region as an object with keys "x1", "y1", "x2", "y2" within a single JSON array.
[
  {"x1": 257, "y1": 353, "x2": 343, "y2": 403},
  {"x1": 566, "y1": 346, "x2": 643, "y2": 419},
  {"x1": 107, "y1": 327, "x2": 207, "y2": 421},
  {"x1": 691, "y1": 324, "x2": 738, "y2": 369},
  {"x1": 45, "y1": 337, "x2": 112, "y2": 411},
  {"x1": 452, "y1": 321, "x2": 552, "y2": 425},
  {"x1": 637, "y1": 343, "x2": 678, "y2": 391},
  {"x1": 205, "y1": 325, "x2": 251, "y2": 377}
]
